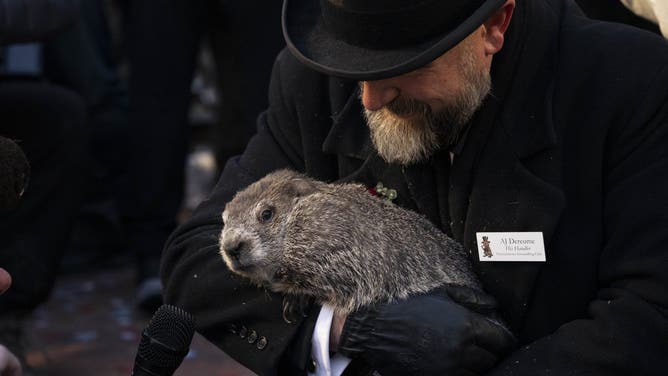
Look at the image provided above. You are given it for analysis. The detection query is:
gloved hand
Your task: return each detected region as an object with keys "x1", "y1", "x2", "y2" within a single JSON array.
[{"x1": 338, "y1": 285, "x2": 516, "y2": 376}]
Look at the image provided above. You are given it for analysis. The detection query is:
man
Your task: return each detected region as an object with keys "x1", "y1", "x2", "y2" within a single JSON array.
[{"x1": 161, "y1": 0, "x2": 668, "y2": 374}]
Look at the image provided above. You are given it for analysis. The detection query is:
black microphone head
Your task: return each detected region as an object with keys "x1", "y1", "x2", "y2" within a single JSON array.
[
  {"x1": 0, "y1": 136, "x2": 30, "y2": 210},
  {"x1": 134, "y1": 304, "x2": 196, "y2": 376}
]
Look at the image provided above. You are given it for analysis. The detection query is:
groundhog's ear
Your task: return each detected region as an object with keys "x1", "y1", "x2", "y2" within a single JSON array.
[{"x1": 288, "y1": 178, "x2": 317, "y2": 198}]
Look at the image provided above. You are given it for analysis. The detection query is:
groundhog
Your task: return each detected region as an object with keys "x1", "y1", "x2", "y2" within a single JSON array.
[{"x1": 219, "y1": 169, "x2": 481, "y2": 315}]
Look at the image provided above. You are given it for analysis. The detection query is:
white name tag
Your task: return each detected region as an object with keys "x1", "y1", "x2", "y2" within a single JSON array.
[{"x1": 476, "y1": 232, "x2": 546, "y2": 262}]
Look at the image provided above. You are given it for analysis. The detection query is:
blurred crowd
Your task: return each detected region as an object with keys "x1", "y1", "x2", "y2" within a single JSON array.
[
  {"x1": 0, "y1": 0, "x2": 665, "y2": 374},
  {"x1": 0, "y1": 0, "x2": 283, "y2": 373}
]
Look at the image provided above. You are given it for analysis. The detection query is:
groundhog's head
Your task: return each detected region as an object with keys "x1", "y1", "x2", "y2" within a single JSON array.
[{"x1": 219, "y1": 169, "x2": 320, "y2": 286}]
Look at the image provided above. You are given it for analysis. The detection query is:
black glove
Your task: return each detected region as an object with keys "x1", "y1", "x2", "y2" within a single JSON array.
[{"x1": 338, "y1": 285, "x2": 516, "y2": 376}]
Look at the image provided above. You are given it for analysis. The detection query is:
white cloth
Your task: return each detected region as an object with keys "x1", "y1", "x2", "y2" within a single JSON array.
[
  {"x1": 621, "y1": 0, "x2": 668, "y2": 37},
  {"x1": 308, "y1": 305, "x2": 352, "y2": 376}
]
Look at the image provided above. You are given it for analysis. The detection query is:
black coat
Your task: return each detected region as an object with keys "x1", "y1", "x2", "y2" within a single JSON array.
[{"x1": 161, "y1": 0, "x2": 668, "y2": 374}]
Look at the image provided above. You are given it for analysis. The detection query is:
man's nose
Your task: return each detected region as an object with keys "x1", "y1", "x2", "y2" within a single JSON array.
[{"x1": 360, "y1": 80, "x2": 400, "y2": 111}]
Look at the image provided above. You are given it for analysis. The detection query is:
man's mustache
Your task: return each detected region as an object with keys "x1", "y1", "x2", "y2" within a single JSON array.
[{"x1": 385, "y1": 96, "x2": 431, "y2": 117}]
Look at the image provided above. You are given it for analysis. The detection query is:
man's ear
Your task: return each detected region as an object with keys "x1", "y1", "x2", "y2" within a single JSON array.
[{"x1": 482, "y1": 0, "x2": 515, "y2": 55}]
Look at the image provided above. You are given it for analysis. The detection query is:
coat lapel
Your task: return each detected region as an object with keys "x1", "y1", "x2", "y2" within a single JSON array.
[
  {"x1": 453, "y1": 6, "x2": 565, "y2": 332},
  {"x1": 401, "y1": 154, "x2": 451, "y2": 231},
  {"x1": 455, "y1": 107, "x2": 565, "y2": 332},
  {"x1": 322, "y1": 82, "x2": 371, "y2": 161}
]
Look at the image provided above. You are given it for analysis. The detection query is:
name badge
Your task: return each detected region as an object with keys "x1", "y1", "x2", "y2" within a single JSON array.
[{"x1": 476, "y1": 232, "x2": 546, "y2": 262}]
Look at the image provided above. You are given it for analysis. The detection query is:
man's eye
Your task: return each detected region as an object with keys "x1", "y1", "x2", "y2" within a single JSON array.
[{"x1": 259, "y1": 209, "x2": 273, "y2": 222}]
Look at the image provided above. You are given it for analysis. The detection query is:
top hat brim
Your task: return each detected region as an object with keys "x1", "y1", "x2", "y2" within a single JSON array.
[{"x1": 282, "y1": 0, "x2": 507, "y2": 81}]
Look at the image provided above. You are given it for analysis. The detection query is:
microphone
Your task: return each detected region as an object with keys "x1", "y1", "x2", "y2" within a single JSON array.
[
  {"x1": 132, "y1": 304, "x2": 196, "y2": 376},
  {"x1": 0, "y1": 136, "x2": 30, "y2": 210}
]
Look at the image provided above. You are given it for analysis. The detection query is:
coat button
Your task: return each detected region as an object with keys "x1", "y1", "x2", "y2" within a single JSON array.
[
  {"x1": 247, "y1": 330, "x2": 258, "y2": 344},
  {"x1": 239, "y1": 326, "x2": 248, "y2": 339},
  {"x1": 256, "y1": 336, "x2": 268, "y2": 350},
  {"x1": 308, "y1": 358, "x2": 317, "y2": 373}
]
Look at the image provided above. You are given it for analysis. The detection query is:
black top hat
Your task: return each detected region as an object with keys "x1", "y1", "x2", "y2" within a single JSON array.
[{"x1": 283, "y1": 0, "x2": 506, "y2": 81}]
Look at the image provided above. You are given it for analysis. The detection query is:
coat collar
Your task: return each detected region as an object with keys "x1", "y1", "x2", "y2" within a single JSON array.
[{"x1": 322, "y1": 80, "x2": 372, "y2": 160}]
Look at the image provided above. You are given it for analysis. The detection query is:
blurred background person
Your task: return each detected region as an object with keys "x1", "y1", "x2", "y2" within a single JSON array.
[
  {"x1": 0, "y1": 0, "x2": 86, "y2": 371},
  {"x1": 25, "y1": 0, "x2": 285, "y2": 317},
  {"x1": 117, "y1": 0, "x2": 284, "y2": 312},
  {"x1": 39, "y1": 0, "x2": 131, "y2": 278}
]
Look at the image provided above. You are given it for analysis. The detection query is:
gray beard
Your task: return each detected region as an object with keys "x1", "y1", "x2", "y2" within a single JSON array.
[{"x1": 364, "y1": 51, "x2": 492, "y2": 166}]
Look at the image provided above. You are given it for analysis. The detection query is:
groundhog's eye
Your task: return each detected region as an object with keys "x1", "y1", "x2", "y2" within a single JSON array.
[{"x1": 259, "y1": 209, "x2": 274, "y2": 223}]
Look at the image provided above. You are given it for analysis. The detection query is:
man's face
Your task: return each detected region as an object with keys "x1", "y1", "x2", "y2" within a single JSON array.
[{"x1": 360, "y1": 29, "x2": 492, "y2": 165}]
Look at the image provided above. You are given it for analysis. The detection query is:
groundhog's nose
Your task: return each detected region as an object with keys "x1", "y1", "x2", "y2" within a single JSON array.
[{"x1": 223, "y1": 239, "x2": 246, "y2": 259}]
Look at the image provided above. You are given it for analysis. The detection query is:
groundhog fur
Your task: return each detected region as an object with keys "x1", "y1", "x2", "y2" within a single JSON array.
[{"x1": 219, "y1": 169, "x2": 481, "y2": 315}]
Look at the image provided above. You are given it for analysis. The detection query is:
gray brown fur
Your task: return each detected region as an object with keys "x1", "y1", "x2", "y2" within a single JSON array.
[{"x1": 219, "y1": 169, "x2": 480, "y2": 315}]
